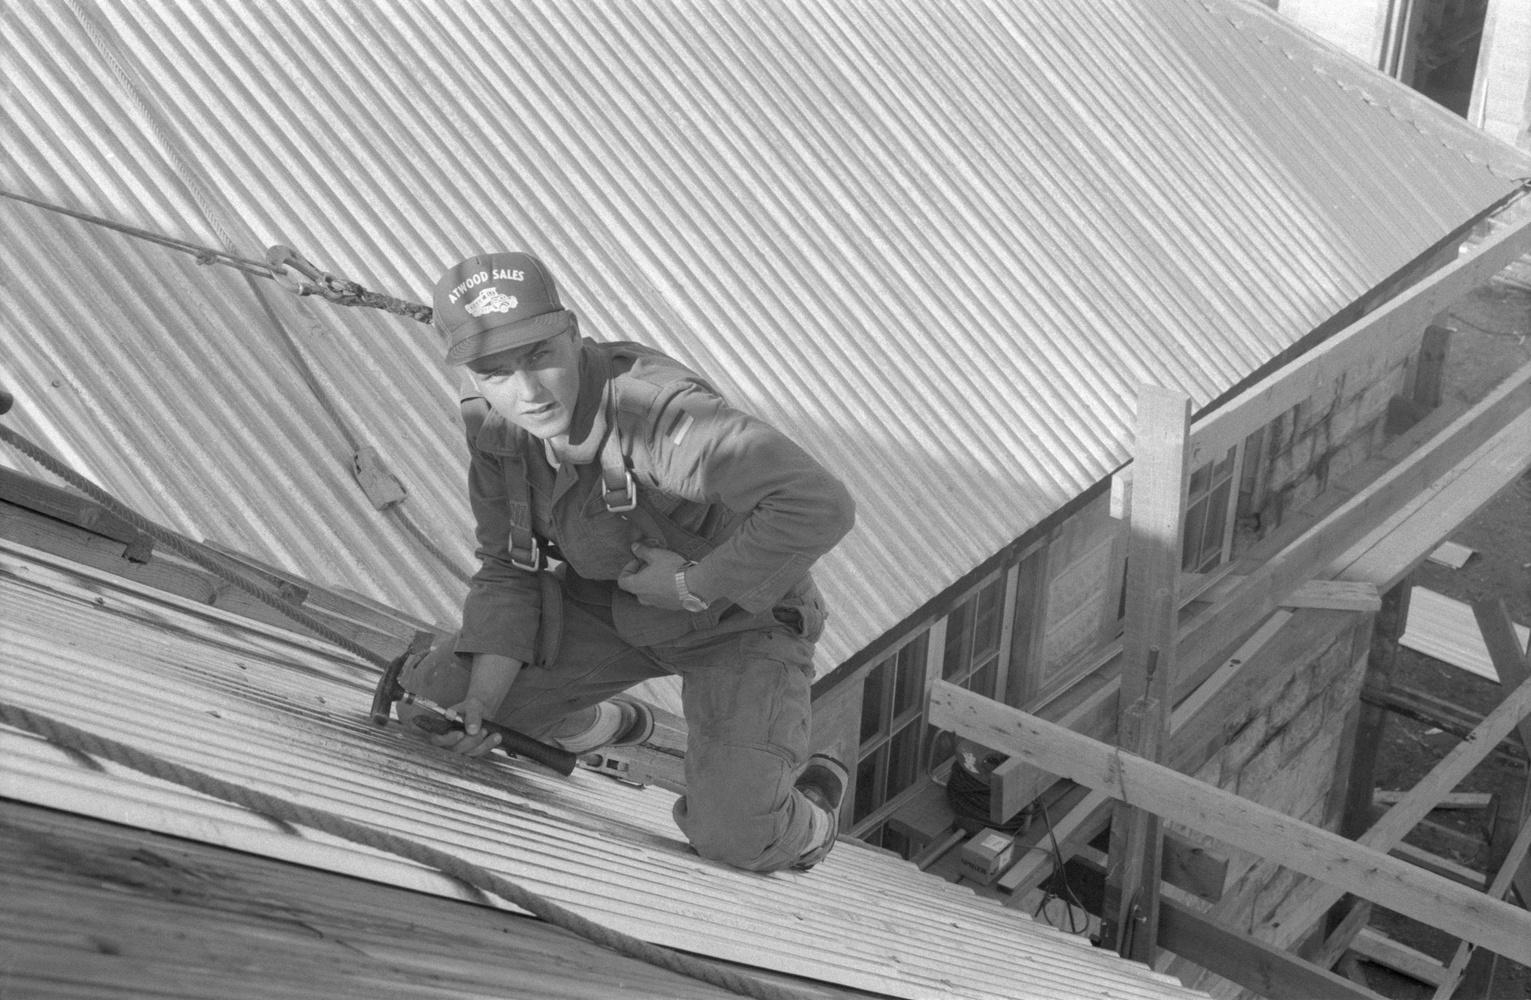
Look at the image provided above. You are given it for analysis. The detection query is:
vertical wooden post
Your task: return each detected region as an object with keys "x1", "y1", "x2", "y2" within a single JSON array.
[
  {"x1": 1453, "y1": 599, "x2": 1531, "y2": 998},
  {"x1": 1411, "y1": 324, "x2": 1453, "y2": 411},
  {"x1": 1326, "y1": 580, "x2": 1412, "y2": 950},
  {"x1": 1102, "y1": 385, "x2": 1189, "y2": 962}
]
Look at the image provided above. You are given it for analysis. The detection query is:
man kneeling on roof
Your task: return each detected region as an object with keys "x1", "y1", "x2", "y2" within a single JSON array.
[{"x1": 397, "y1": 250, "x2": 856, "y2": 872}]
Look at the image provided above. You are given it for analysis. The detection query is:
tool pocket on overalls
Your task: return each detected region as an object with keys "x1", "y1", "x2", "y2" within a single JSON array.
[
  {"x1": 535, "y1": 571, "x2": 564, "y2": 668},
  {"x1": 772, "y1": 581, "x2": 827, "y2": 644}
]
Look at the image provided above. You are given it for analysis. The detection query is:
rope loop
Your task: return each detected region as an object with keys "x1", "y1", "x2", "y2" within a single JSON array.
[{"x1": 266, "y1": 243, "x2": 434, "y2": 324}]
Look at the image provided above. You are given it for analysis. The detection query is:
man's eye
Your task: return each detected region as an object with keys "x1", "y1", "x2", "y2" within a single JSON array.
[{"x1": 483, "y1": 371, "x2": 511, "y2": 383}]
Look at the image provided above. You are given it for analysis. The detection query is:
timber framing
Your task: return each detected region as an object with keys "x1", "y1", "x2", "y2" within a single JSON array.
[
  {"x1": 945, "y1": 206, "x2": 1531, "y2": 998},
  {"x1": 0, "y1": 478, "x2": 440, "y2": 664}
]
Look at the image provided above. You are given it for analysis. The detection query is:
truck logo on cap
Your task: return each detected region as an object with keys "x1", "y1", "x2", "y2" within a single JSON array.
[{"x1": 464, "y1": 287, "x2": 517, "y2": 317}]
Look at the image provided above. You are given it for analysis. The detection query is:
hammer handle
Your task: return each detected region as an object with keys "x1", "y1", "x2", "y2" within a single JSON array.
[
  {"x1": 410, "y1": 712, "x2": 577, "y2": 775},
  {"x1": 484, "y1": 719, "x2": 579, "y2": 775}
]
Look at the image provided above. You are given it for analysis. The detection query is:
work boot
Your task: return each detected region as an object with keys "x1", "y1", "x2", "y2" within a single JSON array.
[
  {"x1": 551, "y1": 697, "x2": 655, "y2": 754},
  {"x1": 793, "y1": 753, "x2": 848, "y2": 870}
]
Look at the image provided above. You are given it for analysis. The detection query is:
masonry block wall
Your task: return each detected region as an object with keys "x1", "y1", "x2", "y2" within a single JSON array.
[
  {"x1": 1245, "y1": 348, "x2": 1410, "y2": 536},
  {"x1": 1169, "y1": 610, "x2": 1374, "y2": 999}
]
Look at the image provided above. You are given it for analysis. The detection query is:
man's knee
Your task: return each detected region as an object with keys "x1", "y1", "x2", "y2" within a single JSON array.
[
  {"x1": 672, "y1": 792, "x2": 787, "y2": 872},
  {"x1": 398, "y1": 637, "x2": 471, "y2": 708}
]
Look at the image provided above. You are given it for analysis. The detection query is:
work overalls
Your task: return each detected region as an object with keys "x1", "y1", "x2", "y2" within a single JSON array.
[{"x1": 404, "y1": 340, "x2": 855, "y2": 872}]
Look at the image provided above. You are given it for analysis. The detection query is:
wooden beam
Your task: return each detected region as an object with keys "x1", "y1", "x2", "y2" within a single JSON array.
[
  {"x1": 1067, "y1": 848, "x2": 1386, "y2": 1000},
  {"x1": 0, "y1": 510, "x2": 424, "y2": 663},
  {"x1": 1431, "y1": 796, "x2": 1531, "y2": 999},
  {"x1": 1332, "y1": 406, "x2": 1531, "y2": 590},
  {"x1": 1177, "y1": 358, "x2": 1531, "y2": 702},
  {"x1": 929, "y1": 679, "x2": 1531, "y2": 966},
  {"x1": 1365, "y1": 685, "x2": 1528, "y2": 764},
  {"x1": 1350, "y1": 928, "x2": 1449, "y2": 987},
  {"x1": 1103, "y1": 387, "x2": 1188, "y2": 961},
  {"x1": 1313, "y1": 899, "x2": 1374, "y2": 972},
  {"x1": 1374, "y1": 791, "x2": 1493, "y2": 811},
  {"x1": 992, "y1": 606, "x2": 1310, "y2": 820},
  {"x1": 0, "y1": 468, "x2": 153, "y2": 561},
  {"x1": 993, "y1": 359, "x2": 1530, "y2": 822},
  {"x1": 1471, "y1": 596, "x2": 1531, "y2": 916},
  {"x1": 1389, "y1": 842, "x2": 1488, "y2": 891},
  {"x1": 1197, "y1": 577, "x2": 1382, "y2": 612},
  {"x1": 1212, "y1": 651, "x2": 1531, "y2": 954},
  {"x1": 1341, "y1": 585, "x2": 1411, "y2": 842},
  {"x1": 1000, "y1": 787, "x2": 1110, "y2": 897},
  {"x1": 1475, "y1": 599, "x2": 1531, "y2": 753},
  {"x1": 1185, "y1": 209, "x2": 1531, "y2": 470}
]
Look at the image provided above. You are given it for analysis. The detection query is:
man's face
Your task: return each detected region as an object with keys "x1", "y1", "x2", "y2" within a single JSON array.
[{"x1": 467, "y1": 328, "x2": 582, "y2": 440}]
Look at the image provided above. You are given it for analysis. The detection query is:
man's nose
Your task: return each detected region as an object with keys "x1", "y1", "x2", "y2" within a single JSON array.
[{"x1": 504, "y1": 367, "x2": 539, "y2": 395}]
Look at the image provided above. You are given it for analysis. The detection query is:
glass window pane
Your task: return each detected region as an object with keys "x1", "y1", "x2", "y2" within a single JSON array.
[
  {"x1": 887, "y1": 724, "x2": 921, "y2": 799},
  {"x1": 943, "y1": 600, "x2": 971, "y2": 678},
  {"x1": 966, "y1": 660, "x2": 998, "y2": 700},
  {"x1": 860, "y1": 661, "x2": 887, "y2": 746},
  {"x1": 1213, "y1": 446, "x2": 1236, "y2": 481},
  {"x1": 1187, "y1": 461, "x2": 1211, "y2": 498},
  {"x1": 973, "y1": 579, "x2": 1004, "y2": 660},
  {"x1": 926, "y1": 725, "x2": 954, "y2": 769},
  {"x1": 854, "y1": 752, "x2": 881, "y2": 821},
  {"x1": 1181, "y1": 498, "x2": 1209, "y2": 572},
  {"x1": 1200, "y1": 478, "x2": 1233, "y2": 570},
  {"x1": 893, "y1": 639, "x2": 926, "y2": 717}
]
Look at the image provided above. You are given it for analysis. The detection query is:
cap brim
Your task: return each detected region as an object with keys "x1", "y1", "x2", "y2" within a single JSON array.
[{"x1": 445, "y1": 309, "x2": 575, "y2": 366}]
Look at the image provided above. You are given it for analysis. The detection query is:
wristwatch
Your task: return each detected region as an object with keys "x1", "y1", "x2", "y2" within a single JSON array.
[{"x1": 676, "y1": 561, "x2": 710, "y2": 613}]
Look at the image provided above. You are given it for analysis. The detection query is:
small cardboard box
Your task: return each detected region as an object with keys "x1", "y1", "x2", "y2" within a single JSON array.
[{"x1": 958, "y1": 827, "x2": 1016, "y2": 883}]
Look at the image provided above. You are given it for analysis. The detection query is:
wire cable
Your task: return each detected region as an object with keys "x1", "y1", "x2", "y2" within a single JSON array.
[{"x1": 0, "y1": 419, "x2": 810, "y2": 999}]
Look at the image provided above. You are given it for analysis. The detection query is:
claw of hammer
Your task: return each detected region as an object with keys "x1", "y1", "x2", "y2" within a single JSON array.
[
  {"x1": 370, "y1": 630, "x2": 437, "y2": 727},
  {"x1": 366, "y1": 630, "x2": 578, "y2": 776}
]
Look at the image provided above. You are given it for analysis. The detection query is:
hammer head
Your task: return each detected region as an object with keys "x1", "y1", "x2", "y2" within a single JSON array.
[{"x1": 369, "y1": 630, "x2": 437, "y2": 727}]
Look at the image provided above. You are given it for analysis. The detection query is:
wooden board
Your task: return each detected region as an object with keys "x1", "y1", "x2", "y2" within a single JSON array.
[{"x1": 930, "y1": 679, "x2": 1531, "y2": 967}]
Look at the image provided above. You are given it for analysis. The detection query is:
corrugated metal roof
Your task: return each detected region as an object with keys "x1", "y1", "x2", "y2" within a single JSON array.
[
  {"x1": 1401, "y1": 586, "x2": 1529, "y2": 683},
  {"x1": 0, "y1": 538, "x2": 1208, "y2": 999},
  {"x1": 2, "y1": 0, "x2": 1527, "y2": 675},
  {"x1": 5, "y1": 804, "x2": 788, "y2": 1000}
]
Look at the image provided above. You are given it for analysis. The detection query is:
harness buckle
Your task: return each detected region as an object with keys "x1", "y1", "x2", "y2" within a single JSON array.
[
  {"x1": 603, "y1": 468, "x2": 639, "y2": 513},
  {"x1": 510, "y1": 534, "x2": 544, "y2": 572}
]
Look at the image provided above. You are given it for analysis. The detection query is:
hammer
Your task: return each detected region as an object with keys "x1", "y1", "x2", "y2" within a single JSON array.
[{"x1": 370, "y1": 635, "x2": 577, "y2": 776}]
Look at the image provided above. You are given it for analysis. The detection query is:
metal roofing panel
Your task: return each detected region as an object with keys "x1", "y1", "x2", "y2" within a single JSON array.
[
  {"x1": 5, "y1": 805, "x2": 777, "y2": 1000},
  {"x1": 3, "y1": 0, "x2": 1527, "y2": 676},
  {"x1": 1400, "y1": 586, "x2": 1529, "y2": 683},
  {"x1": 0, "y1": 539, "x2": 1207, "y2": 999}
]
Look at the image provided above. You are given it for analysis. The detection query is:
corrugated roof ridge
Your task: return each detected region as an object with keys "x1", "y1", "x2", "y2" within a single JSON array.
[{"x1": 1199, "y1": 0, "x2": 1531, "y2": 179}]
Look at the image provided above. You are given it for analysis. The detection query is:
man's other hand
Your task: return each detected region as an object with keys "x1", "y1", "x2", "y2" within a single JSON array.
[{"x1": 617, "y1": 541, "x2": 688, "y2": 610}]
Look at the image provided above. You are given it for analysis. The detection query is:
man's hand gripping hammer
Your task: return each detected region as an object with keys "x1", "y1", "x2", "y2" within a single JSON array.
[{"x1": 369, "y1": 636, "x2": 577, "y2": 776}]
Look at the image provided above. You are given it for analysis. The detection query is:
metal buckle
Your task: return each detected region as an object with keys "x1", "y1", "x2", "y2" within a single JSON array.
[
  {"x1": 510, "y1": 535, "x2": 543, "y2": 572},
  {"x1": 603, "y1": 469, "x2": 638, "y2": 513}
]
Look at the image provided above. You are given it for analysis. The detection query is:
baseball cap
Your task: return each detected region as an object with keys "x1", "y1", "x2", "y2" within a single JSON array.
[{"x1": 433, "y1": 251, "x2": 575, "y2": 365}]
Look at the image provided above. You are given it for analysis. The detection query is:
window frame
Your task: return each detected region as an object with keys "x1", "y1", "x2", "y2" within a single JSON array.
[{"x1": 850, "y1": 566, "x2": 1021, "y2": 842}]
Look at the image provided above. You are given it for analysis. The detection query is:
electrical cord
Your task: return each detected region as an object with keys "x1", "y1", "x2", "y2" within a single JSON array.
[{"x1": 1034, "y1": 797, "x2": 1089, "y2": 936}]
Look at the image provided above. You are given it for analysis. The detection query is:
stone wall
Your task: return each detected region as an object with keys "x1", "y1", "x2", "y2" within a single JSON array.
[
  {"x1": 1243, "y1": 348, "x2": 1409, "y2": 537},
  {"x1": 1169, "y1": 610, "x2": 1374, "y2": 998}
]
